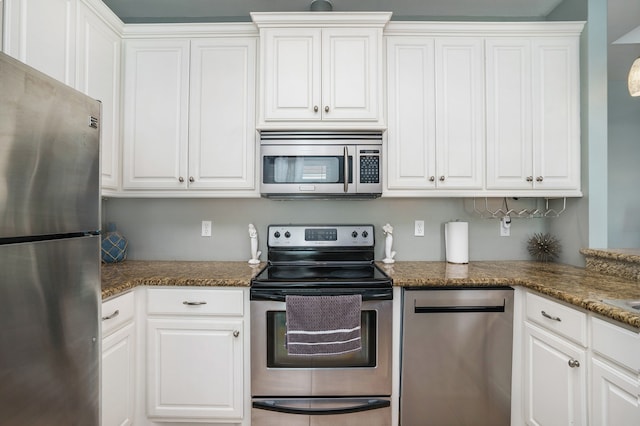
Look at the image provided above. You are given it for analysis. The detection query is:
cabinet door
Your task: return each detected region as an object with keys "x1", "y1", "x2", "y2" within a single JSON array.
[
  {"x1": 385, "y1": 37, "x2": 436, "y2": 191},
  {"x1": 189, "y1": 38, "x2": 256, "y2": 190},
  {"x1": 147, "y1": 317, "x2": 244, "y2": 420},
  {"x1": 434, "y1": 38, "x2": 484, "y2": 189},
  {"x1": 3, "y1": 0, "x2": 76, "y2": 85},
  {"x1": 322, "y1": 28, "x2": 380, "y2": 122},
  {"x1": 485, "y1": 38, "x2": 533, "y2": 190},
  {"x1": 102, "y1": 322, "x2": 135, "y2": 426},
  {"x1": 122, "y1": 39, "x2": 190, "y2": 189},
  {"x1": 523, "y1": 322, "x2": 587, "y2": 426},
  {"x1": 76, "y1": 2, "x2": 121, "y2": 190},
  {"x1": 261, "y1": 28, "x2": 322, "y2": 121},
  {"x1": 531, "y1": 38, "x2": 580, "y2": 190},
  {"x1": 591, "y1": 357, "x2": 640, "y2": 426}
]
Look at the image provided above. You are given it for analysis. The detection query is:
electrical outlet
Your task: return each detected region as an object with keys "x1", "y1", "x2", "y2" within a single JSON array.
[
  {"x1": 201, "y1": 220, "x2": 212, "y2": 237},
  {"x1": 414, "y1": 220, "x2": 425, "y2": 237},
  {"x1": 500, "y1": 216, "x2": 511, "y2": 237}
]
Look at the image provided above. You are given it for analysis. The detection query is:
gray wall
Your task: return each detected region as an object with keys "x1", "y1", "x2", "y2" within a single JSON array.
[
  {"x1": 103, "y1": 197, "x2": 548, "y2": 262},
  {"x1": 608, "y1": 81, "x2": 640, "y2": 247}
]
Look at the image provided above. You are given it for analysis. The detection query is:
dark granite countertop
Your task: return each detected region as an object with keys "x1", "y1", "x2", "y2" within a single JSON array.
[
  {"x1": 102, "y1": 259, "x2": 640, "y2": 329},
  {"x1": 101, "y1": 260, "x2": 263, "y2": 299}
]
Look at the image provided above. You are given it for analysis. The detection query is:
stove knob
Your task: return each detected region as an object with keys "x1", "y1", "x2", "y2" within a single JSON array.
[
  {"x1": 284, "y1": 231, "x2": 291, "y2": 238},
  {"x1": 274, "y1": 231, "x2": 281, "y2": 239},
  {"x1": 352, "y1": 231, "x2": 358, "y2": 238},
  {"x1": 362, "y1": 230, "x2": 369, "y2": 238}
]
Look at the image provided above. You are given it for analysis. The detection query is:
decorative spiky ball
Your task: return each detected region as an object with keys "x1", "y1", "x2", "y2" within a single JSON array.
[{"x1": 527, "y1": 233, "x2": 561, "y2": 262}]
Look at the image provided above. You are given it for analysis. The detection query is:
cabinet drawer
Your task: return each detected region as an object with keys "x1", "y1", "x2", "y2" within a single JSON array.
[
  {"x1": 525, "y1": 291, "x2": 587, "y2": 346},
  {"x1": 592, "y1": 316, "x2": 640, "y2": 373},
  {"x1": 102, "y1": 291, "x2": 135, "y2": 337},
  {"x1": 147, "y1": 288, "x2": 244, "y2": 316}
]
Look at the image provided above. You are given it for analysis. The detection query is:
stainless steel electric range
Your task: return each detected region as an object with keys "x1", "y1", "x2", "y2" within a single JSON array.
[{"x1": 250, "y1": 224, "x2": 393, "y2": 426}]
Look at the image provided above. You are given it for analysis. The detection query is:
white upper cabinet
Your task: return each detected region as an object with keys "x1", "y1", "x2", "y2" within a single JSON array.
[
  {"x1": 385, "y1": 34, "x2": 484, "y2": 195},
  {"x1": 76, "y1": 0, "x2": 123, "y2": 190},
  {"x1": 385, "y1": 37, "x2": 436, "y2": 190},
  {"x1": 122, "y1": 39, "x2": 190, "y2": 190},
  {"x1": 3, "y1": 0, "x2": 124, "y2": 194},
  {"x1": 384, "y1": 21, "x2": 583, "y2": 198},
  {"x1": 434, "y1": 37, "x2": 484, "y2": 190},
  {"x1": 252, "y1": 12, "x2": 391, "y2": 130},
  {"x1": 121, "y1": 28, "x2": 258, "y2": 196},
  {"x1": 188, "y1": 37, "x2": 256, "y2": 191},
  {"x1": 3, "y1": 0, "x2": 76, "y2": 85},
  {"x1": 485, "y1": 25, "x2": 582, "y2": 195}
]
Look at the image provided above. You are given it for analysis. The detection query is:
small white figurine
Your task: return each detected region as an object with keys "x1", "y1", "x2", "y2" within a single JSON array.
[
  {"x1": 248, "y1": 224, "x2": 262, "y2": 264},
  {"x1": 382, "y1": 223, "x2": 396, "y2": 264}
]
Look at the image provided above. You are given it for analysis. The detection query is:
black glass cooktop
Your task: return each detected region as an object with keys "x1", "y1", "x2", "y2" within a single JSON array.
[{"x1": 251, "y1": 263, "x2": 391, "y2": 287}]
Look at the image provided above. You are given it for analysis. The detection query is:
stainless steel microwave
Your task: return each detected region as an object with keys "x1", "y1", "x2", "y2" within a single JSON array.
[{"x1": 260, "y1": 131, "x2": 383, "y2": 199}]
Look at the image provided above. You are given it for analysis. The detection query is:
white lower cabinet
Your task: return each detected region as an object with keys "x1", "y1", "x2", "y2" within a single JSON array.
[
  {"x1": 101, "y1": 291, "x2": 136, "y2": 426},
  {"x1": 145, "y1": 288, "x2": 246, "y2": 423},
  {"x1": 523, "y1": 322, "x2": 587, "y2": 426},
  {"x1": 590, "y1": 317, "x2": 640, "y2": 426},
  {"x1": 521, "y1": 291, "x2": 588, "y2": 426},
  {"x1": 591, "y1": 357, "x2": 640, "y2": 426}
]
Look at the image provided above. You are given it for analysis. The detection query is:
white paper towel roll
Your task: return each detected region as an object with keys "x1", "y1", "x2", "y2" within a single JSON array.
[{"x1": 445, "y1": 221, "x2": 469, "y2": 264}]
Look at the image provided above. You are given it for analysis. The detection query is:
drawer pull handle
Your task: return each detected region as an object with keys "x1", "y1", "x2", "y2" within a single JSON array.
[
  {"x1": 233, "y1": 330, "x2": 240, "y2": 338},
  {"x1": 568, "y1": 359, "x2": 580, "y2": 368},
  {"x1": 102, "y1": 310, "x2": 120, "y2": 321},
  {"x1": 183, "y1": 301, "x2": 207, "y2": 306},
  {"x1": 541, "y1": 310, "x2": 561, "y2": 322}
]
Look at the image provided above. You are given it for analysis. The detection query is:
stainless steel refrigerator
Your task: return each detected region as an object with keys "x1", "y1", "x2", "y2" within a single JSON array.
[{"x1": 0, "y1": 52, "x2": 101, "y2": 425}]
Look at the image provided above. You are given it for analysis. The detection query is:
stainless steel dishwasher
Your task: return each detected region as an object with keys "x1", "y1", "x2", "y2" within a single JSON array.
[{"x1": 400, "y1": 287, "x2": 514, "y2": 426}]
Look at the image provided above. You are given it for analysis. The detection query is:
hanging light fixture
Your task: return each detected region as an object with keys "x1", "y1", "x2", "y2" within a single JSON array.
[{"x1": 628, "y1": 57, "x2": 640, "y2": 97}]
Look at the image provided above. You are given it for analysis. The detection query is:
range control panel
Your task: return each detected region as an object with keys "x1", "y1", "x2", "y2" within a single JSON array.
[{"x1": 267, "y1": 225, "x2": 375, "y2": 248}]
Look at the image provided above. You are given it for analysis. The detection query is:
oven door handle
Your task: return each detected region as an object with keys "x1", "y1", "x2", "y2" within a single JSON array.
[
  {"x1": 250, "y1": 288, "x2": 393, "y2": 302},
  {"x1": 252, "y1": 398, "x2": 390, "y2": 416}
]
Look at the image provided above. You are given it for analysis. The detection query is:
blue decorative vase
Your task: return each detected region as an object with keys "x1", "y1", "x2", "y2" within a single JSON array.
[{"x1": 101, "y1": 223, "x2": 128, "y2": 263}]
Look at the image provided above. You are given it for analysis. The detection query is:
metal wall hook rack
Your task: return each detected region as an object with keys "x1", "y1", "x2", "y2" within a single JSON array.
[{"x1": 472, "y1": 197, "x2": 567, "y2": 219}]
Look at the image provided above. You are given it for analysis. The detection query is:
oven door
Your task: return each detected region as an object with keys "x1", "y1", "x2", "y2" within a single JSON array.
[
  {"x1": 252, "y1": 397, "x2": 391, "y2": 426},
  {"x1": 261, "y1": 144, "x2": 356, "y2": 195},
  {"x1": 250, "y1": 288, "x2": 392, "y2": 397}
]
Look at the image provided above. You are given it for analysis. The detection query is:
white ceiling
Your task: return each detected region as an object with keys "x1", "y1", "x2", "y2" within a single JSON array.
[{"x1": 101, "y1": 0, "x2": 564, "y2": 22}]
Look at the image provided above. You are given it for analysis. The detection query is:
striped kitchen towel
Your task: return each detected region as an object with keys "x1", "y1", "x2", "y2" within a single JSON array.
[{"x1": 285, "y1": 294, "x2": 362, "y2": 356}]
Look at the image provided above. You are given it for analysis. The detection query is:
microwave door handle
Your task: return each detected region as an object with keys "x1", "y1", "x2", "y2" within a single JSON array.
[
  {"x1": 343, "y1": 146, "x2": 349, "y2": 193},
  {"x1": 252, "y1": 398, "x2": 390, "y2": 416}
]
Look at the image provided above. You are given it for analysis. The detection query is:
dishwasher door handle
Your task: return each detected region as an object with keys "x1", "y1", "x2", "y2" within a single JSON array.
[{"x1": 414, "y1": 300, "x2": 506, "y2": 314}]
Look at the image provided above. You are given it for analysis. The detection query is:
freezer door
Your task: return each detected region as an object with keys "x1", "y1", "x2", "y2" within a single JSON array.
[
  {"x1": 0, "y1": 53, "x2": 100, "y2": 238},
  {"x1": 0, "y1": 236, "x2": 100, "y2": 426}
]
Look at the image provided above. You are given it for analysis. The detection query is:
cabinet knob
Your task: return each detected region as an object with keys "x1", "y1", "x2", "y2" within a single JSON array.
[
  {"x1": 233, "y1": 330, "x2": 240, "y2": 338},
  {"x1": 526, "y1": 176, "x2": 533, "y2": 182},
  {"x1": 189, "y1": 176, "x2": 194, "y2": 183},
  {"x1": 429, "y1": 176, "x2": 435, "y2": 182},
  {"x1": 568, "y1": 359, "x2": 580, "y2": 368},
  {"x1": 314, "y1": 105, "x2": 319, "y2": 113},
  {"x1": 439, "y1": 176, "x2": 445, "y2": 182},
  {"x1": 536, "y1": 176, "x2": 544, "y2": 182},
  {"x1": 179, "y1": 176, "x2": 184, "y2": 183},
  {"x1": 324, "y1": 106, "x2": 329, "y2": 113}
]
